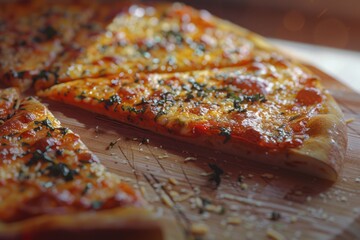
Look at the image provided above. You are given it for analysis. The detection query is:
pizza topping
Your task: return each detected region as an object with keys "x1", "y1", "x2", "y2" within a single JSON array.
[
  {"x1": 46, "y1": 2, "x2": 258, "y2": 83},
  {"x1": 296, "y1": 87, "x2": 323, "y2": 106},
  {"x1": 41, "y1": 52, "x2": 325, "y2": 150},
  {"x1": 0, "y1": 88, "x2": 20, "y2": 122},
  {"x1": 104, "y1": 94, "x2": 122, "y2": 110},
  {"x1": 219, "y1": 127, "x2": 232, "y2": 143},
  {"x1": 0, "y1": 97, "x2": 141, "y2": 223},
  {"x1": 190, "y1": 222, "x2": 209, "y2": 236},
  {"x1": 33, "y1": 25, "x2": 58, "y2": 43}
]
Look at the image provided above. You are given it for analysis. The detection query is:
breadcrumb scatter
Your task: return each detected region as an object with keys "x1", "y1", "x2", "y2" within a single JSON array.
[
  {"x1": 266, "y1": 228, "x2": 285, "y2": 240},
  {"x1": 190, "y1": 222, "x2": 209, "y2": 236}
]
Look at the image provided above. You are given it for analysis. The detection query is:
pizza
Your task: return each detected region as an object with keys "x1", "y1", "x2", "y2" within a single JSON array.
[
  {"x1": 48, "y1": 3, "x2": 264, "y2": 82},
  {"x1": 1, "y1": 1, "x2": 347, "y2": 181},
  {"x1": 0, "y1": 0, "x2": 126, "y2": 91},
  {"x1": 0, "y1": 1, "x2": 348, "y2": 238},
  {"x1": 39, "y1": 53, "x2": 347, "y2": 181},
  {"x1": 0, "y1": 88, "x2": 162, "y2": 239},
  {"x1": 1, "y1": 1, "x2": 272, "y2": 91}
]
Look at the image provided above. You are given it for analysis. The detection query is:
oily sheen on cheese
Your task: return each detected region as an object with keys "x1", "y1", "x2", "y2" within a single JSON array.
[
  {"x1": 0, "y1": 92, "x2": 161, "y2": 239},
  {"x1": 39, "y1": 53, "x2": 347, "y2": 180},
  {"x1": 0, "y1": 1, "x2": 347, "y2": 182}
]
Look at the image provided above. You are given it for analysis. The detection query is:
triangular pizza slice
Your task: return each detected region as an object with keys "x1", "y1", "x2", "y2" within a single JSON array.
[
  {"x1": 38, "y1": 53, "x2": 347, "y2": 181},
  {"x1": 0, "y1": 89, "x2": 162, "y2": 239},
  {"x1": 2, "y1": 1, "x2": 276, "y2": 92},
  {"x1": 60, "y1": 3, "x2": 260, "y2": 75},
  {"x1": 33, "y1": 2, "x2": 272, "y2": 90},
  {"x1": 0, "y1": 0, "x2": 125, "y2": 91}
]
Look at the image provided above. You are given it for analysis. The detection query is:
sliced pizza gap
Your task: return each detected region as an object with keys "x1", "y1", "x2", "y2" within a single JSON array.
[
  {"x1": 38, "y1": 58, "x2": 347, "y2": 181},
  {"x1": 0, "y1": 90, "x2": 163, "y2": 239}
]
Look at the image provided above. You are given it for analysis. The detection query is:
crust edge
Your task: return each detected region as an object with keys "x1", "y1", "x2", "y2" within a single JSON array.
[
  {"x1": 0, "y1": 207, "x2": 163, "y2": 240},
  {"x1": 38, "y1": 84, "x2": 347, "y2": 181}
]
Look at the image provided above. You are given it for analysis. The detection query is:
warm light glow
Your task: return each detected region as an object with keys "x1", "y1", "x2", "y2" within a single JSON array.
[
  {"x1": 314, "y1": 18, "x2": 349, "y2": 48},
  {"x1": 283, "y1": 10, "x2": 305, "y2": 32}
]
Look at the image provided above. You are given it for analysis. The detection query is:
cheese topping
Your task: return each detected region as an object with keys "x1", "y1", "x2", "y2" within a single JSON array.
[
  {"x1": 0, "y1": 96, "x2": 140, "y2": 223},
  {"x1": 40, "y1": 54, "x2": 327, "y2": 150}
]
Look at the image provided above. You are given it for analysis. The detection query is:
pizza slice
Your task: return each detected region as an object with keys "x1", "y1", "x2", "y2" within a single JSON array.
[
  {"x1": 38, "y1": 53, "x2": 347, "y2": 181},
  {"x1": 34, "y1": 2, "x2": 271, "y2": 90},
  {"x1": 2, "y1": 1, "x2": 271, "y2": 91},
  {"x1": 0, "y1": 90, "x2": 162, "y2": 239},
  {"x1": 0, "y1": 0, "x2": 123, "y2": 91}
]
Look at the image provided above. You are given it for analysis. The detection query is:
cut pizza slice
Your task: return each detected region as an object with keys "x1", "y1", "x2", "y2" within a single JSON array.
[
  {"x1": 0, "y1": 0, "x2": 125, "y2": 91},
  {"x1": 2, "y1": 1, "x2": 274, "y2": 91},
  {"x1": 34, "y1": 2, "x2": 272, "y2": 90},
  {"x1": 38, "y1": 54, "x2": 347, "y2": 181},
  {"x1": 0, "y1": 91, "x2": 162, "y2": 239}
]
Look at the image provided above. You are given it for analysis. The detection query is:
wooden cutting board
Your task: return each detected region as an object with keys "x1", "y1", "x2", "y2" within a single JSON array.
[{"x1": 41, "y1": 65, "x2": 360, "y2": 240}]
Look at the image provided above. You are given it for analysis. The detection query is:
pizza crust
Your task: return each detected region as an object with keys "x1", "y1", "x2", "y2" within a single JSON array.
[
  {"x1": 0, "y1": 207, "x2": 163, "y2": 240},
  {"x1": 51, "y1": 95, "x2": 345, "y2": 181},
  {"x1": 37, "y1": 74, "x2": 347, "y2": 181},
  {"x1": 288, "y1": 93, "x2": 347, "y2": 180},
  {"x1": 211, "y1": 18, "x2": 347, "y2": 180},
  {"x1": 0, "y1": 94, "x2": 165, "y2": 240}
]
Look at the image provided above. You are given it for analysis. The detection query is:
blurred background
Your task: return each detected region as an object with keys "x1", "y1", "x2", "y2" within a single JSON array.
[{"x1": 168, "y1": 0, "x2": 360, "y2": 51}]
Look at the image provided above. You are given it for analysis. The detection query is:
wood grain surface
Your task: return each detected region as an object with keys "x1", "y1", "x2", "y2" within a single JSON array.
[{"x1": 39, "y1": 65, "x2": 360, "y2": 240}]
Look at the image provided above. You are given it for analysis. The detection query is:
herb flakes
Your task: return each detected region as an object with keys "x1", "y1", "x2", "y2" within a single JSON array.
[{"x1": 208, "y1": 163, "x2": 224, "y2": 187}]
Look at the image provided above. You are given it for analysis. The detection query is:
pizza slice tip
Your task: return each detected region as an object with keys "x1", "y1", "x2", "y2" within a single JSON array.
[{"x1": 0, "y1": 89, "x2": 164, "y2": 240}]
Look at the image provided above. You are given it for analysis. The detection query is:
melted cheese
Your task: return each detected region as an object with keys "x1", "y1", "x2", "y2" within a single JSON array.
[
  {"x1": 40, "y1": 54, "x2": 327, "y2": 149},
  {"x1": 0, "y1": 96, "x2": 140, "y2": 223}
]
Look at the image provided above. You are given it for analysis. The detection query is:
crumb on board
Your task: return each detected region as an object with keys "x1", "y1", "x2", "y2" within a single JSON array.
[
  {"x1": 190, "y1": 222, "x2": 209, "y2": 236},
  {"x1": 240, "y1": 183, "x2": 248, "y2": 190},
  {"x1": 200, "y1": 172, "x2": 213, "y2": 177},
  {"x1": 266, "y1": 228, "x2": 285, "y2": 240},
  {"x1": 158, "y1": 153, "x2": 169, "y2": 159},
  {"x1": 195, "y1": 197, "x2": 203, "y2": 208},
  {"x1": 345, "y1": 118, "x2": 355, "y2": 124},
  {"x1": 106, "y1": 138, "x2": 121, "y2": 150},
  {"x1": 226, "y1": 216, "x2": 242, "y2": 225},
  {"x1": 205, "y1": 204, "x2": 224, "y2": 214},
  {"x1": 173, "y1": 191, "x2": 194, "y2": 202},
  {"x1": 160, "y1": 193, "x2": 174, "y2": 207},
  {"x1": 355, "y1": 177, "x2": 360, "y2": 183},
  {"x1": 237, "y1": 175, "x2": 245, "y2": 183},
  {"x1": 290, "y1": 216, "x2": 298, "y2": 223},
  {"x1": 184, "y1": 156, "x2": 197, "y2": 162},
  {"x1": 168, "y1": 177, "x2": 179, "y2": 185},
  {"x1": 269, "y1": 211, "x2": 281, "y2": 221},
  {"x1": 339, "y1": 196, "x2": 348, "y2": 202},
  {"x1": 140, "y1": 186, "x2": 147, "y2": 199},
  {"x1": 141, "y1": 138, "x2": 150, "y2": 145},
  {"x1": 220, "y1": 193, "x2": 262, "y2": 207},
  {"x1": 169, "y1": 190, "x2": 179, "y2": 198}
]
